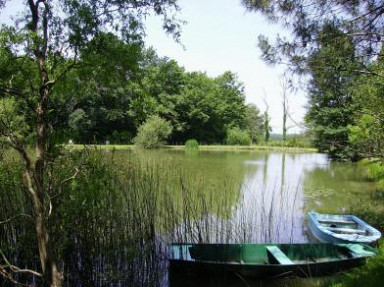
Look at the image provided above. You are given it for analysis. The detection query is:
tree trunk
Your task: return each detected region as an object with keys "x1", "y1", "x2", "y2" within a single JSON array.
[
  {"x1": 33, "y1": 81, "x2": 63, "y2": 287},
  {"x1": 30, "y1": 179, "x2": 62, "y2": 286},
  {"x1": 283, "y1": 112, "x2": 287, "y2": 142}
]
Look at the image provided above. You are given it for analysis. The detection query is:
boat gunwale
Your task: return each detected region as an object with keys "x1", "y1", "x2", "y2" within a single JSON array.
[
  {"x1": 169, "y1": 242, "x2": 376, "y2": 266},
  {"x1": 308, "y1": 212, "x2": 381, "y2": 243}
]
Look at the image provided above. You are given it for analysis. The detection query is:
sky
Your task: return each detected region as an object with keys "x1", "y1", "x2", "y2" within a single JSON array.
[
  {"x1": 1, "y1": 0, "x2": 307, "y2": 133},
  {"x1": 142, "y1": 0, "x2": 307, "y2": 133}
]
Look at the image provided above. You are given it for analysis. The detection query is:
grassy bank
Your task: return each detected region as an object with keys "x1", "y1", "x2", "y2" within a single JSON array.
[{"x1": 69, "y1": 144, "x2": 318, "y2": 153}]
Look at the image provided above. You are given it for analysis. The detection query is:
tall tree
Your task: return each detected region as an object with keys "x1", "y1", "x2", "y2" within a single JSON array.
[
  {"x1": 242, "y1": 0, "x2": 384, "y2": 74},
  {"x1": 280, "y1": 74, "x2": 290, "y2": 142},
  {"x1": 305, "y1": 25, "x2": 358, "y2": 159},
  {"x1": 242, "y1": 0, "x2": 383, "y2": 158},
  {"x1": 348, "y1": 52, "x2": 384, "y2": 159},
  {"x1": 245, "y1": 103, "x2": 263, "y2": 144},
  {"x1": 262, "y1": 98, "x2": 272, "y2": 143},
  {"x1": 0, "y1": 1, "x2": 181, "y2": 285}
]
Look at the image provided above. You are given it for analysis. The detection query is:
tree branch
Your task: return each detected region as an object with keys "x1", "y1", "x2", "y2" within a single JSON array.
[
  {"x1": 49, "y1": 167, "x2": 80, "y2": 200},
  {"x1": 0, "y1": 250, "x2": 42, "y2": 286},
  {"x1": 0, "y1": 214, "x2": 33, "y2": 225}
]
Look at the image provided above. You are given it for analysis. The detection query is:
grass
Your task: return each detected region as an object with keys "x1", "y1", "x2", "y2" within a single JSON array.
[{"x1": 68, "y1": 143, "x2": 317, "y2": 153}]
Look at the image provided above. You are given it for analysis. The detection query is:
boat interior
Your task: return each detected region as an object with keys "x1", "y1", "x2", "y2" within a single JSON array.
[
  {"x1": 318, "y1": 218, "x2": 370, "y2": 235},
  {"x1": 170, "y1": 243, "x2": 374, "y2": 265}
]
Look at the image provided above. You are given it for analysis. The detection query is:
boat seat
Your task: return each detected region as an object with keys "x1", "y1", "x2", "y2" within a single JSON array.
[
  {"x1": 266, "y1": 246, "x2": 294, "y2": 265},
  {"x1": 326, "y1": 227, "x2": 366, "y2": 235},
  {"x1": 344, "y1": 244, "x2": 376, "y2": 257},
  {"x1": 318, "y1": 219, "x2": 356, "y2": 225}
]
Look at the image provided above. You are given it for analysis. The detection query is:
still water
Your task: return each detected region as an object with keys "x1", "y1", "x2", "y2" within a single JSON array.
[
  {"x1": 1, "y1": 149, "x2": 378, "y2": 287},
  {"x1": 140, "y1": 149, "x2": 376, "y2": 242},
  {"x1": 127, "y1": 149, "x2": 377, "y2": 286},
  {"x1": 130, "y1": 151, "x2": 375, "y2": 286}
]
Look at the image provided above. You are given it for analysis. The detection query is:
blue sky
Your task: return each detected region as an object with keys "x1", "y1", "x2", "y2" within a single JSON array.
[{"x1": 1, "y1": 0, "x2": 307, "y2": 133}]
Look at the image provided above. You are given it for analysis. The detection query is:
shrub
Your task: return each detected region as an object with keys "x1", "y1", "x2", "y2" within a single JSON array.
[
  {"x1": 185, "y1": 139, "x2": 199, "y2": 150},
  {"x1": 133, "y1": 116, "x2": 173, "y2": 149},
  {"x1": 340, "y1": 242, "x2": 384, "y2": 287},
  {"x1": 350, "y1": 199, "x2": 384, "y2": 233},
  {"x1": 226, "y1": 127, "x2": 251, "y2": 146},
  {"x1": 368, "y1": 163, "x2": 384, "y2": 181}
]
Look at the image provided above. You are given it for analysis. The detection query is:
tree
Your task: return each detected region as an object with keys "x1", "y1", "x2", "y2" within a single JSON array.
[
  {"x1": 262, "y1": 98, "x2": 272, "y2": 143},
  {"x1": 305, "y1": 25, "x2": 358, "y2": 159},
  {"x1": 263, "y1": 110, "x2": 272, "y2": 143},
  {"x1": 245, "y1": 104, "x2": 263, "y2": 144},
  {"x1": 133, "y1": 115, "x2": 173, "y2": 149},
  {"x1": 0, "y1": 1, "x2": 181, "y2": 285},
  {"x1": 280, "y1": 74, "x2": 290, "y2": 142},
  {"x1": 226, "y1": 127, "x2": 251, "y2": 146},
  {"x1": 242, "y1": 0, "x2": 383, "y2": 158},
  {"x1": 348, "y1": 53, "x2": 384, "y2": 160},
  {"x1": 242, "y1": 0, "x2": 384, "y2": 74},
  {"x1": 154, "y1": 69, "x2": 247, "y2": 144}
]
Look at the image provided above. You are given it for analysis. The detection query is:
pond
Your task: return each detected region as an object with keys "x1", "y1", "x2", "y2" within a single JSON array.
[
  {"x1": 0, "y1": 149, "x2": 378, "y2": 287},
  {"x1": 133, "y1": 149, "x2": 376, "y2": 242},
  {"x1": 123, "y1": 149, "x2": 377, "y2": 287}
]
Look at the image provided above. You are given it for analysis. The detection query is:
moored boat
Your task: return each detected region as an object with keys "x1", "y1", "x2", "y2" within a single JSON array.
[
  {"x1": 169, "y1": 243, "x2": 377, "y2": 279},
  {"x1": 308, "y1": 212, "x2": 381, "y2": 244}
]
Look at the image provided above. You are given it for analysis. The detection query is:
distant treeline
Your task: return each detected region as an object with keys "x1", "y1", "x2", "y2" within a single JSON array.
[{"x1": 1, "y1": 33, "x2": 269, "y2": 145}]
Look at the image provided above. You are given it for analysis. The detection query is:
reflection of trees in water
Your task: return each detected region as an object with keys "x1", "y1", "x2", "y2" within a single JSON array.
[
  {"x1": 170, "y1": 152, "x2": 309, "y2": 245},
  {"x1": 302, "y1": 161, "x2": 377, "y2": 213},
  {"x1": 0, "y1": 150, "x2": 248, "y2": 286},
  {"x1": 231, "y1": 153, "x2": 307, "y2": 244},
  {"x1": 3, "y1": 151, "x2": 371, "y2": 286}
]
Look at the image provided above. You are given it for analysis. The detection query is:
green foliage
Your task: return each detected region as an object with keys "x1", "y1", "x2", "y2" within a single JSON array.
[
  {"x1": 368, "y1": 163, "x2": 384, "y2": 182},
  {"x1": 245, "y1": 104, "x2": 263, "y2": 143},
  {"x1": 348, "y1": 58, "x2": 384, "y2": 160},
  {"x1": 226, "y1": 127, "x2": 251, "y2": 146},
  {"x1": 304, "y1": 25, "x2": 358, "y2": 160},
  {"x1": 185, "y1": 139, "x2": 199, "y2": 150},
  {"x1": 244, "y1": 1, "x2": 383, "y2": 162},
  {"x1": 0, "y1": 98, "x2": 30, "y2": 143},
  {"x1": 133, "y1": 115, "x2": 173, "y2": 149},
  {"x1": 340, "y1": 243, "x2": 384, "y2": 287},
  {"x1": 44, "y1": 46, "x2": 252, "y2": 145},
  {"x1": 243, "y1": 1, "x2": 383, "y2": 72},
  {"x1": 263, "y1": 110, "x2": 272, "y2": 143},
  {"x1": 267, "y1": 137, "x2": 312, "y2": 148}
]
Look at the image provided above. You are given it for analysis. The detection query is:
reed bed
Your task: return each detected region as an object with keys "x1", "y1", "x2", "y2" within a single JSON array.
[{"x1": 0, "y1": 148, "x2": 305, "y2": 286}]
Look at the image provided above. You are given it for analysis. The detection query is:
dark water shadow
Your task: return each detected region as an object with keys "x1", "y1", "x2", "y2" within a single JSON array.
[{"x1": 168, "y1": 269, "x2": 323, "y2": 287}]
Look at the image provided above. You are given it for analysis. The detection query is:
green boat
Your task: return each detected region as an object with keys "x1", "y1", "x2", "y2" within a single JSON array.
[{"x1": 169, "y1": 243, "x2": 377, "y2": 279}]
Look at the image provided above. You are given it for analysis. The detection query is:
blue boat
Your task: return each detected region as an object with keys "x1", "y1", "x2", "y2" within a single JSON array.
[{"x1": 308, "y1": 212, "x2": 381, "y2": 244}]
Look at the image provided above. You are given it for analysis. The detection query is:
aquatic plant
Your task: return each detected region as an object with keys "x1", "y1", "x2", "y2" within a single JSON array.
[{"x1": 185, "y1": 139, "x2": 199, "y2": 150}]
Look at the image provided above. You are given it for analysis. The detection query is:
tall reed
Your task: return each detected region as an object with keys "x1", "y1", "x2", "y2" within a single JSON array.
[{"x1": 1, "y1": 148, "x2": 305, "y2": 286}]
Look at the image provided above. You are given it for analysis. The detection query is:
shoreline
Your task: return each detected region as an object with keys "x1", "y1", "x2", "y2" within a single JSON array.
[{"x1": 68, "y1": 144, "x2": 318, "y2": 153}]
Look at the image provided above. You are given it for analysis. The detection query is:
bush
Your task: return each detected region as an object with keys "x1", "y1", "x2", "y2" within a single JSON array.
[
  {"x1": 368, "y1": 163, "x2": 384, "y2": 181},
  {"x1": 133, "y1": 115, "x2": 173, "y2": 149},
  {"x1": 185, "y1": 139, "x2": 199, "y2": 150},
  {"x1": 226, "y1": 127, "x2": 251, "y2": 146},
  {"x1": 350, "y1": 199, "x2": 384, "y2": 233},
  {"x1": 340, "y1": 242, "x2": 384, "y2": 287}
]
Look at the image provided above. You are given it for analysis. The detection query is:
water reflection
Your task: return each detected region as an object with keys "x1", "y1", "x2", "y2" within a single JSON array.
[
  {"x1": 231, "y1": 152, "x2": 330, "y2": 243},
  {"x1": 0, "y1": 150, "x2": 378, "y2": 287}
]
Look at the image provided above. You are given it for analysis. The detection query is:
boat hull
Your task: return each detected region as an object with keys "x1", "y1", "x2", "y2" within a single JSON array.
[
  {"x1": 170, "y1": 257, "x2": 367, "y2": 279},
  {"x1": 308, "y1": 212, "x2": 381, "y2": 244},
  {"x1": 169, "y1": 243, "x2": 376, "y2": 280}
]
